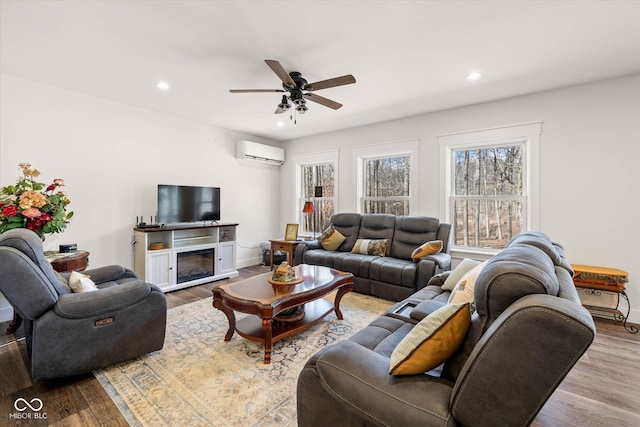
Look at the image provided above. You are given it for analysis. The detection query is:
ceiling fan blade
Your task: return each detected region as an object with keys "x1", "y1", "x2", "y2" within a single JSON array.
[
  {"x1": 230, "y1": 89, "x2": 285, "y2": 93},
  {"x1": 265, "y1": 59, "x2": 295, "y2": 88},
  {"x1": 305, "y1": 74, "x2": 356, "y2": 91},
  {"x1": 303, "y1": 93, "x2": 343, "y2": 110}
]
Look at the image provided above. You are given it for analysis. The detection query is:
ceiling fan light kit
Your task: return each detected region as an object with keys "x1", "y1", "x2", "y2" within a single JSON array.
[{"x1": 230, "y1": 59, "x2": 356, "y2": 123}]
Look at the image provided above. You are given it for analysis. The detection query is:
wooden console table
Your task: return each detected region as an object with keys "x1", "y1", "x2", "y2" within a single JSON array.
[
  {"x1": 5, "y1": 250, "x2": 89, "y2": 335},
  {"x1": 572, "y1": 264, "x2": 637, "y2": 333}
]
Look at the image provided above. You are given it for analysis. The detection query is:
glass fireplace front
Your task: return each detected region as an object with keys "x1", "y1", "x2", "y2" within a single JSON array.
[{"x1": 176, "y1": 247, "x2": 215, "y2": 284}]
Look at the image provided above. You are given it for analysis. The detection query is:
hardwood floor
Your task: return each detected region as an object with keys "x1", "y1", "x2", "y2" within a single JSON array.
[{"x1": 1, "y1": 264, "x2": 639, "y2": 426}]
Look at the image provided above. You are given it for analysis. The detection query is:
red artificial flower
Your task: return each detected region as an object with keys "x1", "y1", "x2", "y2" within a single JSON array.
[
  {"x1": 2, "y1": 205, "x2": 18, "y2": 217},
  {"x1": 26, "y1": 219, "x2": 43, "y2": 232},
  {"x1": 46, "y1": 184, "x2": 56, "y2": 191}
]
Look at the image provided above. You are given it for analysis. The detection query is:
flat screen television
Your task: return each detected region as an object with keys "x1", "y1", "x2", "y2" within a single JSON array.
[{"x1": 157, "y1": 185, "x2": 220, "y2": 224}]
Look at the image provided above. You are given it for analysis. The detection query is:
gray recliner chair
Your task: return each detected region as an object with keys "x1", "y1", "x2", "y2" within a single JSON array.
[{"x1": 0, "y1": 229, "x2": 167, "y2": 380}]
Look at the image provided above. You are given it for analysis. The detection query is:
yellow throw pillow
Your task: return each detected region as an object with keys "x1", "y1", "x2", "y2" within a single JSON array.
[
  {"x1": 389, "y1": 303, "x2": 471, "y2": 375},
  {"x1": 318, "y1": 224, "x2": 346, "y2": 251},
  {"x1": 351, "y1": 239, "x2": 388, "y2": 256},
  {"x1": 447, "y1": 260, "x2": 488, "y2": 305},
  {"x1": 411, "y1": 240, "x2": 443, "y2": 262},
  {"x1": 68, "y1": 271, "x2": 98, "y2": 293}
]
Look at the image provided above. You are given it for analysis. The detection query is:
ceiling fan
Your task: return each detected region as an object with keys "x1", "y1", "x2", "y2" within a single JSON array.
[{"x1": 230, "y1": 59, "x2": 356, "y2": 116}]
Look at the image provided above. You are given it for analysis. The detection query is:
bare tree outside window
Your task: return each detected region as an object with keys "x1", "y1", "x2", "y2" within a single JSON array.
[
  {"x1": 452, "y1": 144, "x2": 525, "y2": 249},
  {"x1": 362, "y1": 155, "x2": 410, "y2": 215},
  {"x1": 301, "y1": 163, "x2": 335, "y2": 234}
]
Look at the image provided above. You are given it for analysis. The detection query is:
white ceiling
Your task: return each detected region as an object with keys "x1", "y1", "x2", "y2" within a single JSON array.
[{"x1": 1, "y1": 1, "x2": 639, "y2": 142}]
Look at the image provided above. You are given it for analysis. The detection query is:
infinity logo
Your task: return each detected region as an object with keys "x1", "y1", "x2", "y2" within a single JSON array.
[{"x1": 14, "y1": 397, "x2": 43, "y2": 412}]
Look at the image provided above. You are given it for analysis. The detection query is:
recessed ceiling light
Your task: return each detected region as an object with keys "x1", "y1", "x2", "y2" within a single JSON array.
[
  {"x1": 277, "y1": 121, "x2": 285, "y2": 127},
  {"x1": 466, "y1": 72, "x2": 482, "y2": 81},
  {"x1": 156, "y1": 81, "x2": 170, "y2": 90}
]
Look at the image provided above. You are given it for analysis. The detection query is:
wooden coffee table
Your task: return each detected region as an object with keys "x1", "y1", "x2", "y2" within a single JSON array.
[{"x1": 212, "y1": 264, "x2": 354, "y2": 363}]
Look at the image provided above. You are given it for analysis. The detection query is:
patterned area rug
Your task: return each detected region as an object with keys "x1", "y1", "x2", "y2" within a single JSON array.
[{"x1": 94, "y1": 292, "x2": 391, "y2": 426}]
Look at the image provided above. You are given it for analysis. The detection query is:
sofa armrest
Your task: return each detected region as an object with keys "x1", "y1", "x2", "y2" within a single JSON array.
[
  {"x1": 427, "y1": 271, "x2": 452, "y2": 287},
  {"x1": 78, "y1": 265, "x2": 138, "y2": 284},
  {"x1": 298, "y1": 341, "x2": 455, "y2": 426},
  {"x1": 294, "y1": 240, "x2": 321, "y2": 265},
  {"x1": 54, "y1": 280, "x2": 154, "y2": 319},
  {"x1": 420, "y1": 252, "x2": 452, "y2": 270},
  {"x1": 450, "y1": 294, "x2": 595, "y2": 427}
]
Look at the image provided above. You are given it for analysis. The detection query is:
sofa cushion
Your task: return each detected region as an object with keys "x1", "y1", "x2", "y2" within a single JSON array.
[
  {"x1": 337, "y1": 253, "x2": 376, "y2": 278},
  {"x1": 411, "y1": 240, "x2": 443, "y2": 261},
  {"x1": 350, "y1": 316, "x2": 412, "y2": 357},
  {"x1": 442, "y1": 258, "x2": 482, "y2": 291},
  {"x1": 389, "y1": 302, "x2": 471, "y2": 375},
  {"x1": 448, "y1": 261, "x2": 488, "y2": 305},
  {"x1": 370, "y1": 257, "x2": 417, "y2": 288},
  {"x1": 351, "y1": 239, "x2": 389, "y2": 256},
  {"x1": 358, "y1": 214, "x2": 396, "y2": 241},
  {"x1": 391, "y1": 216, "x2": 440, "y2": 260},
  {"x1": 318, "y1": 224, "x2": 346, "y2": 251},
  {"x1": 302, "y1": 249, "x2": 345, "y2": 270},
  {"x1": 329, "y1": 213, "x2": 363, "y2": 251},
  {"x1": 68, "y1": 271, "x2": 98, "y2": 293}
]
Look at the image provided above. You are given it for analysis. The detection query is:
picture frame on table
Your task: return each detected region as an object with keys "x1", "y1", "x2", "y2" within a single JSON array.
[{"x1": 285, "y1": 223, "x2": 299, "y2": 241}]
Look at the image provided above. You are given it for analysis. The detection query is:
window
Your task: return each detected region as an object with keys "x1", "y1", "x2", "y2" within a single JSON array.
[
  {"x1": 354, "y1": 139, "x2": 418, "y2": 216},
  {"x1": 362, "y1": 155, "x2": 411, "y2": 215},
  {"x1": 300, "y1": 162, "x2": 335, "y2": 235},
  {"x1": 439, "y1": 123, "x2": 540, "y2": 252},
  {"x1": 451, "y1": 144, "x2": 524, "y2": 249}
]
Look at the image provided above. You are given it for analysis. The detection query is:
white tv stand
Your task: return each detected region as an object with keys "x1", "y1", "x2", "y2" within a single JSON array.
[{"x1": 134, "y1": 223, "x2": 238, "y2": 293}]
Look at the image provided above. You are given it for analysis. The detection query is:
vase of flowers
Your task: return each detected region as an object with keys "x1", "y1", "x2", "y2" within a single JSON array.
[{"x1": 0, "y1": 162, "x2": 73, "y2": 237}]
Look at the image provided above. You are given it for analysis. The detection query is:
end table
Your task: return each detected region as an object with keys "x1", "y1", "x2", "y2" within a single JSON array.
[
  {"x1": 269, "y1": 240, "x2": 300, "y2": 270},
  {"x1": 5, "y1": 250, "x2": 90, "y2": 335},
  {"x1": 45, "y1": 250, "x2": 90, "y2": 272},
  {"x1": 572, "y1": 264, "x2": 637, "y2": 333}
]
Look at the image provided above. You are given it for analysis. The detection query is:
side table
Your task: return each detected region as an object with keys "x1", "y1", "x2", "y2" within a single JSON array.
[
  {"x1": 269, "y1": 240, "x2": 300, "y2": 270},
  {"x1": 45, "y1": 250, "x2": 90, "y2": 272},
  {"x1": 5, "y1": 250, "x2": 90, "y2": 335},
  {"x1": 572, "y1": 264, "x2": 637, "y2": 333}
]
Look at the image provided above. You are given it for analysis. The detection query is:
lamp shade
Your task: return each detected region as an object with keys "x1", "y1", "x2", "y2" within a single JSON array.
[{"x1": 302, "y1": 201, "x2": 315, "y2": 213}]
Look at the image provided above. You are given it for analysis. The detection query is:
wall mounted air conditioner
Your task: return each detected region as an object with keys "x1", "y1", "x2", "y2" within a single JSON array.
[{"x1": 236, "y1": 140, "x2": 285, "y2": 165}]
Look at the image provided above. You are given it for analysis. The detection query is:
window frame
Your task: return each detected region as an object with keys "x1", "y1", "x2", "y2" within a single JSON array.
[
  {"x1": 294, "y1": 150, "x2": 339, "y2": 236},
  {"x1": 439, "y1": 123, "x2": 541, "y2": 257},
  {"x1": 353, "y1": 139, "x2": 419, "y2": 215}
]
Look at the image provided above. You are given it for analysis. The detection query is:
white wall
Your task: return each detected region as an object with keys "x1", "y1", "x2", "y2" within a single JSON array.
[
  {"x1": 281, "y1": 74, "x2": 640, "y2": 323},
  {"x1": 0, "y1": 75, "x2": 282, "y2": 321}
]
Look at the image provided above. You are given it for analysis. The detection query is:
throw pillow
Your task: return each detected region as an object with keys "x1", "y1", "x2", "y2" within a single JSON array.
[
  {"x1": 447, "y1": 260, "x2": 488, "y2": 305},
  {"x1": 68, "y1": 271, "x2": 98, "y2": 293},
  {"x1": 411, "y1": 240, "x2": 443, "y2": 262},
  {"x1": 318, "y1": 224, "x2": 346, "y2": 251},
  {"x1": 389, "y1": 302, "x2": 471, "y2": 375},
  {"x1": 351, "y1": 239, "x2": 388, "y2": 256},
  {"x1": 441, "y1": 258, "x2": 481, "y2": 291}
]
